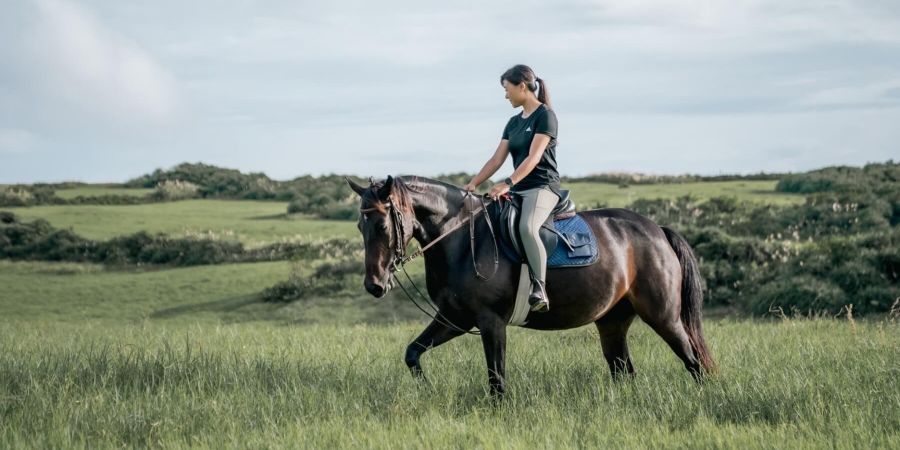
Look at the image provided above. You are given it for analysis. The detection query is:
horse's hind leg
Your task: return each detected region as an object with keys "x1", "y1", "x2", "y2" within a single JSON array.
[
  {"x1": 632, "y1": 287, "x2": 703, "y2": 381},
  {"x1": 595, "y1": 299, "x2": 636, "y2": 380},
  {"x1": 405, "y1": 319, "x2": 469, "y2": 381},
  {"x1": 649, "y1": 318, "x2": 702, "y2": 381}
]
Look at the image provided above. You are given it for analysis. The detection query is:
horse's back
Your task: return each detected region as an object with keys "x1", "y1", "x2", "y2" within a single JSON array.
[
  {"x1": 576, "y1": 207, "x2": 681, "y2": 298},
  {"x1": 577, "y1": 207, "x2": 669, "y2": 244}
]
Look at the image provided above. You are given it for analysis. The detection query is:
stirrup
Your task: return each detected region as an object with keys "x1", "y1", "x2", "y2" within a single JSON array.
[
  {"x1": 528, "y1": 280, "x2": 550, "y2": 313},
  {"x1": 529, "y1": 297, "x2": 550, "y2": 313}
]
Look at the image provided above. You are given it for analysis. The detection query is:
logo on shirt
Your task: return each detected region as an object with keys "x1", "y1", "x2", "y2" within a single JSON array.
[{"x1": 525, "y1": 126, "x2": 532, "y2": 132}]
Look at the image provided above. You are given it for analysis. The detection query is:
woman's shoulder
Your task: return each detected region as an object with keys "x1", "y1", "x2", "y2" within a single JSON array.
[{"x1": 536, "y1": 104, "x2": 556, "y2": 120}]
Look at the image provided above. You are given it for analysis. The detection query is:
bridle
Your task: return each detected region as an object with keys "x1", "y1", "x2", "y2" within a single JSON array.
[{"x1": 359, "y1": 189, "x2": 500, "y2": 335}]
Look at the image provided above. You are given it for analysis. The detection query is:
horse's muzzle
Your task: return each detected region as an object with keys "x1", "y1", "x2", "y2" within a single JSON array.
[{"x1": 364, "y1": 275, "x2": 393, "y2": 298}]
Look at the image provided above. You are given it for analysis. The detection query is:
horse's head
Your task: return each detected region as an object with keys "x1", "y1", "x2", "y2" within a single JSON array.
[{"x1": 346, "y1": 175, "x2": 417, "y2": 298}]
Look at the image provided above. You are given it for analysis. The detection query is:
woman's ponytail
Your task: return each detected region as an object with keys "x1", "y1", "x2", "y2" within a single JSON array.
[{"x1": 535, "y1": 77, "x2": 551, "y2": 109}]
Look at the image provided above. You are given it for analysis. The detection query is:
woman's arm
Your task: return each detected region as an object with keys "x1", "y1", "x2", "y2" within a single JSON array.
[
  {"x1": 507, "y1": 134, "x2": 550, "y2": 185},
  {"x1": 465, "y1": 139, "x2": 510, "y2": 190},
  {"x1": 487, "y1": 134, "x2": 550, "y2": 199}
]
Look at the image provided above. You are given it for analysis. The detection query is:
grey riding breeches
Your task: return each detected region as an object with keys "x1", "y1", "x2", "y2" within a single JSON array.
[{"x1": 516, "y1": 186, "x2": 559, "y2": 284}]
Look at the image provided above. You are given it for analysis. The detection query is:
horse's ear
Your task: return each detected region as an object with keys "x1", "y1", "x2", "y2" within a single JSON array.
[
  {"x1": 345, "y1": 177, "x2": 367, "y2": 196},
  {"x1": 377, "y1": 175, "x2": 394, "y2": 201}
]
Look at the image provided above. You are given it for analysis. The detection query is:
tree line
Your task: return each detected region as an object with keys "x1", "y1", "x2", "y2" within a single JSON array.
[{"x1": 2, "y1": 160, "x2": 896, "y2": 316}]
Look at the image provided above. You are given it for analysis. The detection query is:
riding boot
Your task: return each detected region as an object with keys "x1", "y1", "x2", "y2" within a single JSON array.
[{"x1": 528, "y1": 278, "x2": 550, "y2": 313}]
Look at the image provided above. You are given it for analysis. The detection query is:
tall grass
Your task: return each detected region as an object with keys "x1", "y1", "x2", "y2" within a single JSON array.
[{"x1": 0, "y1": 319, "x2": 896, "y2": 449}]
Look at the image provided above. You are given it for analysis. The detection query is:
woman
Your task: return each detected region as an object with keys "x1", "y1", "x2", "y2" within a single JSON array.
[{"x1": 464, "y1": 64, "x2": 560, "y2": 313}]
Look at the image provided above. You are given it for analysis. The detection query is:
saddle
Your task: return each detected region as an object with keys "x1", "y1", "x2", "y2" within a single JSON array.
[{"x1": 489, "y1": 189, "x2": 600, "y2": 269}]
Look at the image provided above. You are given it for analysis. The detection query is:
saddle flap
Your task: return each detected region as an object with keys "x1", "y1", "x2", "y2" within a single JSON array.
[
  {"x1": 562, "y1": 231, "x2": 593, "y2": 258},
  {"x1": 493, "y1": 189, "x2": 600, "y2": 268},
  {"x1": 564, "y1": 232, "x2": 591, "y2": 248}
]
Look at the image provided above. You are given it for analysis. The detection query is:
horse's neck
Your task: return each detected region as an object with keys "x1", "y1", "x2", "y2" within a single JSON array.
[{"x1": 406, "y1": 183, "x2": 467, "y2": 249}]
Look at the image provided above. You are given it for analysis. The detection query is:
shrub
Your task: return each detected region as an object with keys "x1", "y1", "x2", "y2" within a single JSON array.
[
  {"x1": 0, "y1": 212, "x2": 361, "y2": 267},
  {"x1": 749, "y1": 275, "x2": 847, "y2": 316},
  {"x1": 260, "y1": 259, "x2": 364, "y2": 302},
  {"x1": 152, "y1": 180, "x2": 200, "y2": 201},
  {"x1": 0, "y1": 187, "x2": 33, "y2": 206},
  {"x1": 318, "y1": 203, "x2": 359, "y2": 221},
  {"x1": 0, "y1": 185, "x2": 63, "y2": 207}
]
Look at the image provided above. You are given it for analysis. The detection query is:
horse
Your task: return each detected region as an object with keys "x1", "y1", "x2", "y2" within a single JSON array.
[{"x1": 346, "y1": 175, "x2": 715, "y2": 397}]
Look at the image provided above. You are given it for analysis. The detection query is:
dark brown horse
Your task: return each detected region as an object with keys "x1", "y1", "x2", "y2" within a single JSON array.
[{"x1": 346, "y1": 175, "x2": 715, "y2": 396}]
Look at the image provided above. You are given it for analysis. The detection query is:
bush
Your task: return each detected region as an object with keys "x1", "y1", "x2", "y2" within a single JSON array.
[
  {"x1": 152, "y1": 180, "x2": 200, "y2": 201},
  {"x1": 0, "y1": 185, "x2": 63, "y2": 207},
  {"x1": 0, "y1": 216, "x2": 97, "y2": 262},
  {"x1": 318, "y1": 203, "x2": 359, "y2": 221},
  {"x1": 260, "y1": 259, "x2": 364, "y2": 302},
  {"x1": 0, "y1": 212, "x2": 362, "y2": 267},
  {"x1": 618, "y1": 162, "x2": 898, "y2": 316},
  {"x1": 0, "y1": 187, "x2": 33, "y2": 206},
  {"x1": 775, "y1": 161, "x2": 898, "y2": 194},
  {"x1": 749, "y1": 275, "x2": 847, "y2": 316},
  {"x1": 1, "y1": 184, "x2": 158, "y2": 207}
]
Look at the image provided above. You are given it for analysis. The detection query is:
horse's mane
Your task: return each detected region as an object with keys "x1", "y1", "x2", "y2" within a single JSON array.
[
  {"x1": 366, "y1": 175, "x2": 464, "y2": 215},
  {"x1": 398, "y1": 175, "x2": 463, "y2": 193}
]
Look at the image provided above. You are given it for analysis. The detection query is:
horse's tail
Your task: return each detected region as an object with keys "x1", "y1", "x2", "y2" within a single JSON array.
[{"x1": 661, "y1": 226, "x2": 716, "y2": 374}]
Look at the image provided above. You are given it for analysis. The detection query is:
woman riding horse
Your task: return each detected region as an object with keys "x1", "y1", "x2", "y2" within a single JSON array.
[
  {"x1": 346, "y1": 65, "x2": 715, "y2": 397},
  {"x1": 464, "y1": 64, "x2": 559, "y2": 313}
]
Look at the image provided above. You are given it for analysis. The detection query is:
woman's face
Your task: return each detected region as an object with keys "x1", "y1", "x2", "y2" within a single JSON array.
[{"x1": 502, "y1": 79, "x2": 528, "y2": 108}]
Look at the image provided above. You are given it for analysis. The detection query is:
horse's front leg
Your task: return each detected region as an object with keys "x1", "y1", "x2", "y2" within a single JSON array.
[
  {"x1": 405, "y1": 319, "x2": 469, "y2": 381},
  {"x1": 477, "y1": 313, "x2": 507, "y2": 398}
]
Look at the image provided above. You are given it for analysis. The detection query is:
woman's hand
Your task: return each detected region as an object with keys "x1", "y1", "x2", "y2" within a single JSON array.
[
  {"x1": 463, "y1": 182, "x2": 477, "y2": 192},
  {"x1": 488, "y1": 182, "x2": 510, "y2": 200}
]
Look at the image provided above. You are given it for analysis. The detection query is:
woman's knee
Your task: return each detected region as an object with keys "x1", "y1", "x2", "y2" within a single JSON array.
[{"x1": 518, "y1": 216, "x2": 540, "y2": 238}]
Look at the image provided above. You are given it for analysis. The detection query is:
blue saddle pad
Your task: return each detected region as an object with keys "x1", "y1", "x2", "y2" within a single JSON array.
[
  {"x1": 497, "y1": 213, "x2": 600, "y2": 268},
  {"x1": 546, "y1": 214, "x2": 600, "y2": 267}
]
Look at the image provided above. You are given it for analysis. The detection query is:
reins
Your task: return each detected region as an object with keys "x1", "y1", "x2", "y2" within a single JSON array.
[{"x1": 361, "y1": 189, "x2": 500, "y2": 336}]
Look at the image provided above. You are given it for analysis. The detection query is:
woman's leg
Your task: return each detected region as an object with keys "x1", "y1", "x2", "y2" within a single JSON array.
[{"x1": 518, "y1": 187, "x2": 559, "y2": 310}]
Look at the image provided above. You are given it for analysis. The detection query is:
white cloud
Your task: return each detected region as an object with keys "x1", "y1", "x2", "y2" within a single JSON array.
[
  {"x1": 794, "y1": 78, "x2": 900, "y2": 109},
  {"x1": 541, "y1": 0, "x2": 900, "y2": 56},
  {"x1": 1, "y1": 0, "x2": 899, "y2": 182},
  {"x1": 0, "y1": 129, "x2": 38, "y2": 154},
  {"x1": 26, "y1": 0, "x2": 180, "y2": 123}
]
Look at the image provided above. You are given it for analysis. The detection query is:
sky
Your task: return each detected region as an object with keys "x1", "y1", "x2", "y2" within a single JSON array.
[{"x1": 1, "y1": 0, "x2": 899, "y2": 183}]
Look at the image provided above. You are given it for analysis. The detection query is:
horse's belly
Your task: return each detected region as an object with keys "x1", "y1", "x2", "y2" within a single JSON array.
[
  {"x1": 518, "y1": 301, "x2": 611, "y2": 330},
  {"x1": 518, "y1": 264, "x2": 624, "y2": 330}
]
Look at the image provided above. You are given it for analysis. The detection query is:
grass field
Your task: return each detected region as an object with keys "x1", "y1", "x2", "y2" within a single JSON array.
[
  {"x1": 0, "y1": 260, "x2": 419, "y2": 325},
  {"x1": 567, "y1": 180, "x2": 804, "y2": 208},
  {"x1": 53, "y1": 186, "x2": 155, "y2": 200},
  {"x1": 1, "y1": 180, "x2": 892, "y2": 449},
  {"x1": 3, "y1": 199, "x2": 359, "y2": 245},
  {"x1": 1, "y1": 260, "x2": 897, "y2": 448}
]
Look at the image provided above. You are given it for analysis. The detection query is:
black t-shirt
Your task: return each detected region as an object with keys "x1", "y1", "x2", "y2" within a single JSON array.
[{"x1": 501, "y1": 104, "x2": 561, "y2": 196}]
